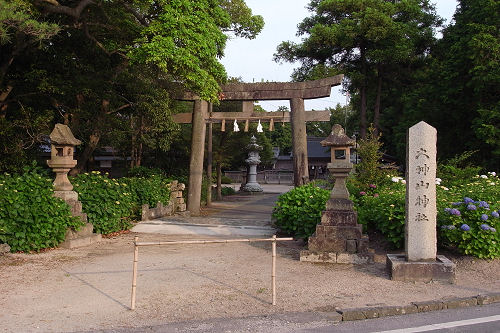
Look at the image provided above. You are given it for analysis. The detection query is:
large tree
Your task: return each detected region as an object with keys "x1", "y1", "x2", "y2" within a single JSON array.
[
  {"x1": 274, "y1": 0, "x2": 442, "y2": 138},
  {"x1": 429, "y1": 0, "x2": 499, "y2": 168},
  {"x1": 0, "y1": 0, "x2": 263, "y2": 173}
]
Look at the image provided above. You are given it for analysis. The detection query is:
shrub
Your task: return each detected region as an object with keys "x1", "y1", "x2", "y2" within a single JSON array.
[
  {"x1": 72, "y1": 172, "x2": 171, "y2": 234},
  {"x1": 355, "y1": 125, "x2": 390, "y2": 189},
  {"x1": 221, "y1": 186, "x2": 236, "y2": 196},
  {"x1": 127, "y1": 166, "x2": 165, "y2": 178},
  {"x1": 72, "y1": 172, "x2": 136, "y2": 234},
  {"x1": 272, "y1": 183, "x2": 330, "y2": 239},
  {"x1": 221, "y1": 175, "x2": 233, "y2": 184},
  {"x1": 355, "y1": 179, "x2": 406, "y2": 248},
  {"x1": 0, "y1": 168, "x2": 83, "y2": 252},
  {"x1": 437, "y1": 151, "x2": 482, "y2": 187},
  {"x1": 439, "y1": 197, "x2": 499, "y2": 259},
  {"x1": 124, "y1": 175, "x2": 172, "y2": 208},
  {"x1": 355, "y1": 172, "x2": 499, "y2": 255}
]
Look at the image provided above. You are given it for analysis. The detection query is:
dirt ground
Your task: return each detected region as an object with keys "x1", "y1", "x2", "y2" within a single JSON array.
[{"x1": 1, "y1": 231, "x2": 499, "y2": 333}]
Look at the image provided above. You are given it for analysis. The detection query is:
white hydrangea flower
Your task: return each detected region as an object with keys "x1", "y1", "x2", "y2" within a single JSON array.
[{"x1": 480, "y1": 175, "x2": 488, "y2": 179}]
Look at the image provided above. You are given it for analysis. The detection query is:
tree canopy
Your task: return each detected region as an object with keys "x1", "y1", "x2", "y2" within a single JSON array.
[
  {"x1": 0, "y1": 0, "x2": 263, "y2": 173},
  {"x1": 274, "y1": 0, "x2": 442, "y2": 138}
]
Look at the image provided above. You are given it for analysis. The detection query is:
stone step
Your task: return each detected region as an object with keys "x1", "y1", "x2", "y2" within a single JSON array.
[
  {"x1": 59, "y1": 234, "x2": 102, "y2": 249},
  {"x1": 65, "y1": 223, "x2": 94, "y2": 239}
]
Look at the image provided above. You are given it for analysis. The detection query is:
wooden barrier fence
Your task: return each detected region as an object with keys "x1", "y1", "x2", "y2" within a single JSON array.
[{"x1": 130, "y1": 235, "x2": 294, "y2": 310}]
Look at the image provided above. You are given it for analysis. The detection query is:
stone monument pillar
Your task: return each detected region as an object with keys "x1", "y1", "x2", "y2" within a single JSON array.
[
  {"x1": 387, "y1": 121, "x2": 455, "y2": 282},
  {"x1": 300, "y1": 124, "x2": 372, "y2": 264},
  {"x1": 47, "y1": 124, "x2": 101, "y2": 248},
  {"x1": 240, "y1": 136, "x2": 263, "y2": 192}
]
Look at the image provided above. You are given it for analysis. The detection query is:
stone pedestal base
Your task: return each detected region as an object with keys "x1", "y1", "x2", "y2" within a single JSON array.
[
  {"x1": 303, "y1": 208, "x2": 372, "y2": 264},
  {"x1": 300, "y1": 250, "x2": 373, "y2": 264},
  {"x1": 240, "y1": 183, "x2": 263, "y2": 192},
  {"x1": 59, "y1": 223, "x2": 102, "y2": 249},
  {"x1": 386, "y1": 254, "x2": 456, "y2": 283},
  {"x1": 54, "y1": 190, "x2": 101, "y2": 249}
]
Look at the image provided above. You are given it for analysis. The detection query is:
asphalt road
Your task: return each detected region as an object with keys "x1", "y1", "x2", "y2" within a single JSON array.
[{"x1": 83, "y1": 302, "x2": 500, "y2": 333}]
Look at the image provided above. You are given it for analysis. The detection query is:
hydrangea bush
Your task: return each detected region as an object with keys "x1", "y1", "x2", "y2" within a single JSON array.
[
  {"x1": 72, "y1": 171, "x2": 172, "y2": 234},
  {"x1": 439, "y1": 197, "x2": 499, "y2": 259},
  {"x1": 0, "y1": 169, "x2": 84, "y2": 252},
  {"x1": 355, "y1": 178, "x2": 406, "y2": 248},
  {"x1": 272, "y1": 183, "x2": 330, "y2": 240},
  {"x1": 354, "y1": 172, "x2": 499, "y2": 257}
]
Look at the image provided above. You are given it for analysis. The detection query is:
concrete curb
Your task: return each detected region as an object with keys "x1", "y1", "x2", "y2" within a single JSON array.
[{"x1": 334, "y1": 292, "x2": 500, "y2": 322}]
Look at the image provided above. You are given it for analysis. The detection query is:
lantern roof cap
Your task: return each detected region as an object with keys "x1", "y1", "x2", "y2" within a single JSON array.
[
  {"x1": 49, "y1": 124, "x2": 81, "y2": 146},
  {"x1": 320, "y1": 124, "x2": 355, "y2": 147}
]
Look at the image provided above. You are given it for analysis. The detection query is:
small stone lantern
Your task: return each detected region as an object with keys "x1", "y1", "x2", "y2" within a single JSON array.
[
  {"x1": 47, "y1": 124, "x2": 81, "y2": 193},
  {"x1": 320, "y1": 124, "x2": 356, "y2": 206},
  {"x1": 240, "y1": 135, "x2": 263, "y2": 192}
]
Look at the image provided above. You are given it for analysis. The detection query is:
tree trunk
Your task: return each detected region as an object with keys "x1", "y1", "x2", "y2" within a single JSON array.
[
  {"x1": 373, "y1": 71, "x2": 383, "y2": 136},
  {"x1": 359, "y1": 47, "x2": 368, "y2": 139},
  {"x1": 137, "y1": 115, "x2": 144, "y2": 167},
  {"x1": 70, "y1": 132, "x2": 100, "y2": 175},
  {"x1": 216, "y1": 161, "x2": 222, "y2": 201},
  {"x1": 70, "y1": 100, "x2": 108, "y2": 175},
  {"x1": 130, "y1": 116, "x2": 136, "y2": 168}
]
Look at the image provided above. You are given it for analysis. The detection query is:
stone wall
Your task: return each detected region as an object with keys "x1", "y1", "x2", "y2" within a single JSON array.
[{"x1": 141, "y1": 180, "x2": 187, "y2": 221}]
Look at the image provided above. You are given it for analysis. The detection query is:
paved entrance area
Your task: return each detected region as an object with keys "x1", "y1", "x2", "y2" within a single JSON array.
[{"x1": 132, "y1": 184, "x2": 293, "y2": 237}]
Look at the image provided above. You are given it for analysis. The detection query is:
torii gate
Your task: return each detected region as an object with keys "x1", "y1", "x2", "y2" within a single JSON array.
[{"x1": 173, "y1": 75, "x2": 343, "y2": 215}]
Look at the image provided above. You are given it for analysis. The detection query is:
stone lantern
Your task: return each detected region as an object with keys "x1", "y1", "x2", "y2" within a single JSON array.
[
  {"x1": 47, "y1": 124, "x2": 81, "y2": 194},
  {"x1": 46, "y1": 123, "x2": 101, "y2": 248},
  {"x1": 240, "y1": 135, "x2": 263, "y2": 192},
  {"x1": 321, "y1": 124, "x2": 355, "y2": 207},
  {"x1": 300, "y1": 124, "x2": 372, "y2": 264}
]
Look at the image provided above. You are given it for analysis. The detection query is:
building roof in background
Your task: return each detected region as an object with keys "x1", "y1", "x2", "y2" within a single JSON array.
[{"x1": 307, "y1": 137, "x2": 331, "y2": 159}]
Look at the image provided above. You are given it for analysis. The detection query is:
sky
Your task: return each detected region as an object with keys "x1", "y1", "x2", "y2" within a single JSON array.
[{"x1": 220, "y1": 0, "x2": 459, "y2": 111}]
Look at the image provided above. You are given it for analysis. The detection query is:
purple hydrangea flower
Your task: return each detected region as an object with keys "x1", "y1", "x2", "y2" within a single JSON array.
[
  {"x1": 480, "y1": 224, "x2": 491, "y2": 230},
  {"x1": 460, "y1": 224, "x2": 470, "y2": 231},
  {"x1": 481, "y1": 214, "x2": 489, "y2": 221},
  {"x1": 451, "y1": 209, "x2": 461, "y2": 216},
  {"x1": 490, "y1": 228, "x2": 497, "y2": 233},
  {"x1": 444, "y1": 208, "x2": 452, "y2": 213},
  {"x1": 467, "y1": 204, "x2": 477, "y2": 211},
  {"x1": 452, "y1": 202, "x2": 462, "y2": 206},
  {"x1": 464, "y1": 197, "x2": 474, "y2": 204},
  {"x1": 369, "y1": 184, "x2": 377, "y2": 188},
  {"x1": 360, "y1": 191, "x2": 366, "y2": 196},
  {"x1": 492, "y1": 211, "x2": 499, "y2": 218},
  {"x1": 478, "y1": 201, "x2": 490, "y2": 209}
]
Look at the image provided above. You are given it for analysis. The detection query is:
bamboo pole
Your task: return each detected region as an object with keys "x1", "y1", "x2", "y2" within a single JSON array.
[
  {"x1": 272, "y1": 234, "x2": 276, "y2": 306},
  {"x1": 244, "y1": 119, "x2": 249, "y2": 132},
  {"x1": 269, "y1": 118, "x2": 274, "y2": 131},
  {"x1": 134, "y1": 237, "x2": 293, "y2": 247},
  {"x1": 131, "y1": 236, "x2": 139, "y2": 310},
  {"x1": 221, "y1": 119, "x2": 225, "y2": 131}
]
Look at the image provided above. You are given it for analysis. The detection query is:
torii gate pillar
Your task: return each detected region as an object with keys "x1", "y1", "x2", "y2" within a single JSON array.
[
  {"x1": 290, "y1": 98, "x2": 308, "y2": 186},
  {"x1": 187, "y1": 100, "x2": 208, "y2": 215}
]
